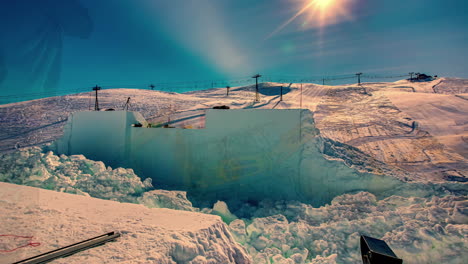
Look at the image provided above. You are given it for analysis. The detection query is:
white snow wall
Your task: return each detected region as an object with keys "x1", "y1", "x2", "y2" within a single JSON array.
[{"x1": 51, "y1": 110, "x2": 401, "y2": 205}]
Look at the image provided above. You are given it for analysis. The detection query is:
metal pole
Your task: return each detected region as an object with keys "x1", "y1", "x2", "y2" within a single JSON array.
[
  {"x1": 14, "y1": 232, "x2": 120, "y2": 264},
  {"x1": 124, "y1": 97, "x2": 131, "y2": 111},
  {"x1": 256, "y1": 78, "x2": 258, "y2": 101},
  {"x1": 280, "y1": 85, "x2": 283, "y2": 101},
  {"x1": 92, "y1": 85, "x2": 101, "y2": 111},
  {"x1": 252, "y1": 74, "x2": 261, "y2": 102},
  {"x1": 356, "y1": 73, "x2": 363, "y2": 85},
  {"x1": 300, "y1": 81, "x2": 303, "y2": 109}
]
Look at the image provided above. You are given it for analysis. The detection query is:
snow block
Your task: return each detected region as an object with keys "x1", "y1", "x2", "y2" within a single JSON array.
[{"x1": 51, "y1": 110, "x2": 401, "y2": 205}]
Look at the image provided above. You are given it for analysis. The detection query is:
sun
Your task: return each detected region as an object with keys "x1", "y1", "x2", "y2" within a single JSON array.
[
  {"x1": 267, "y1": 0, "x2": 355, "y2": 39},
  {"x1": 301, "y1": 0, "x2": 353, "y2": 28},
  {"x1": 315, "y1": 0, "x2": 335, "y2": 8}
]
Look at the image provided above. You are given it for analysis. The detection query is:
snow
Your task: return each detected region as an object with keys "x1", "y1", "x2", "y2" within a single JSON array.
[
  {"x1": 1, "y1": 77, "x2": 467, "y2": 263},
  {"x1": 386, "y1": 92, "x2": 468, "y2": 159},
  {"x1": 0, "y1": 182, "x2": 251, "y2": 264},
  {"x1": 138, "y1": 190, "x2": 197, "y2": 212},
  {"x1": 0, "y1": 147, "x2": 198, "y2": 211},
  {"x1": 226, "y1": 192, "x2": 468, "y2": 264}
]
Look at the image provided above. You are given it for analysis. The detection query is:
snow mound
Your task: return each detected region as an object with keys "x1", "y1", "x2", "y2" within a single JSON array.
[
  {"x1": 0, "y1": 147, "x2": 151, "y2": 202},
  {"x1": 0, "y1": 147, "x2": 197, "y2": 211},
  {"x1": 137, "y1": 189, "x2": 197, "y2": 212},
  {"x1": 225, "y1": 192, "x2": 468, "y2": 264}
]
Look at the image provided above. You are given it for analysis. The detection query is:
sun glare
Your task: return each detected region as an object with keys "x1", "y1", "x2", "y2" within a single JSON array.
[
  {"x1": 316, "y1": 0, "x2": 334, "y2": 8},
  {"x1": 267, "y1": 0, "x2": 354, "y2": 39}
]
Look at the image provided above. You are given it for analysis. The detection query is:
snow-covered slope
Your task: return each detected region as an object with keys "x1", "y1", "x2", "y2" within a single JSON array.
[
  {"x1": 386, "y1": 92, "x2": 467, "y2": 159},
  {"x1": 0, "y1": 182, "x2": 251, "y2": 264}
]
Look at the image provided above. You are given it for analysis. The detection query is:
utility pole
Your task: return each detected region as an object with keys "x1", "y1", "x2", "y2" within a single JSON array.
[
  {"x1": 149, "y1": 84, "x2": 155, "y2": 90},
  {"x1": 226, "y1": 86, "x2": 230, "y2": 96},
  {"x1": 124, "y1": 97, "x2": 131, "y2": 111},
  {"x1": 356, "y1": 73, "x2": 363, "y2": 85},
  {"x1": 409, "y1": 72, "x2": 414, "y2": 82},
  {"x1": 252, "y1": 74, "x2": 261, "y2": 102},
  {"x1": 92, "y1": 85, "x2": 101, "y2": 111}
]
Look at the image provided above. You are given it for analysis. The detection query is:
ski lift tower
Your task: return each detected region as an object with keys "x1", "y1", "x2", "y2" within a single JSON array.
[
  {"x1": 92, "y1": 85, "x2": 101, "y2": 111},
  {"x1": 356, "y1": 73, "x2": 363, "y2": 85},
  {"x1": 252, "y1": 74, "x2": 261, "y2": 102}
]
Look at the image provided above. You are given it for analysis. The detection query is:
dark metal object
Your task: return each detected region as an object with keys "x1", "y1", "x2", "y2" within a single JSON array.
[
  {"x1": 213, "y1": 105, "x2": 230, "y2": 109},
  {"x1": 124, "y1": 97, "x2": 131, "y2": 111},
  {"x1": 360, "y1": 235, "x2": 402, "y2": 264},
  {"x1": 252, "y1": 74, "x2": 261, "y2": 102},
  {"x1": 280, "y1": 85, "x2": 283, "y2": 101},
  {"x1": 356, "y1": 73, "x2": 363, "y2": 85},
  {"x1": 14, "y1": 231, "x2": 120, "y2": 264},
  {"x1": 92, "y1": 85, "x2": 101, "y2": 111}
]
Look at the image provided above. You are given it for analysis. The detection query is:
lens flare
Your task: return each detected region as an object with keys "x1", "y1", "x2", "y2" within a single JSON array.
[{"x1": 267, "y1": 0, "x2": 354, "y2": 39}]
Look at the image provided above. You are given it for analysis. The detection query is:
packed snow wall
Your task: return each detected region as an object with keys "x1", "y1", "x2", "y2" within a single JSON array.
[{"x1": 51, "y1": 110, "x2": 401, "y2": 205}]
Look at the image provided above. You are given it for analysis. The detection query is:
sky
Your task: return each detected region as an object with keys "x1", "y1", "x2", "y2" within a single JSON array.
[{"x1": 0, "y1": 0, "x2": 467, "y2": 102}]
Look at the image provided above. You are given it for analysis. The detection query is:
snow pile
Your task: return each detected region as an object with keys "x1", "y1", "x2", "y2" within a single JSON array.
[
  {"x1": 0, "y1": 147, "x2": 151, "y2": 202},
  {"x1": 224, "y1": 192, "x2": 467, "y2": 264},
  {"x1": 137, "y1": 189, "x2": 197, "y2": 212},
  {"x1": 205, "y1": 200, "x2": 238, "y2": 224},
  {"x1": 167, "y1": 221, "x2": 252, "y2": 264},
  {"x1": 0, "y1": 147, "x2": 196, "y2": 211}
]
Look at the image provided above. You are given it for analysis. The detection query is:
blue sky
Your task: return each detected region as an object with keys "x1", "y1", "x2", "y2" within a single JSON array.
[{"x1": 0, "y1": 0, "x2": 467, "y2": 101}]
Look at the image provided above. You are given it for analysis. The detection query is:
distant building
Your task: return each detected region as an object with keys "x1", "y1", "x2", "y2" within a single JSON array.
[{"x1": 416, "y1": 73, "x2": 432, "y2": 80}]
